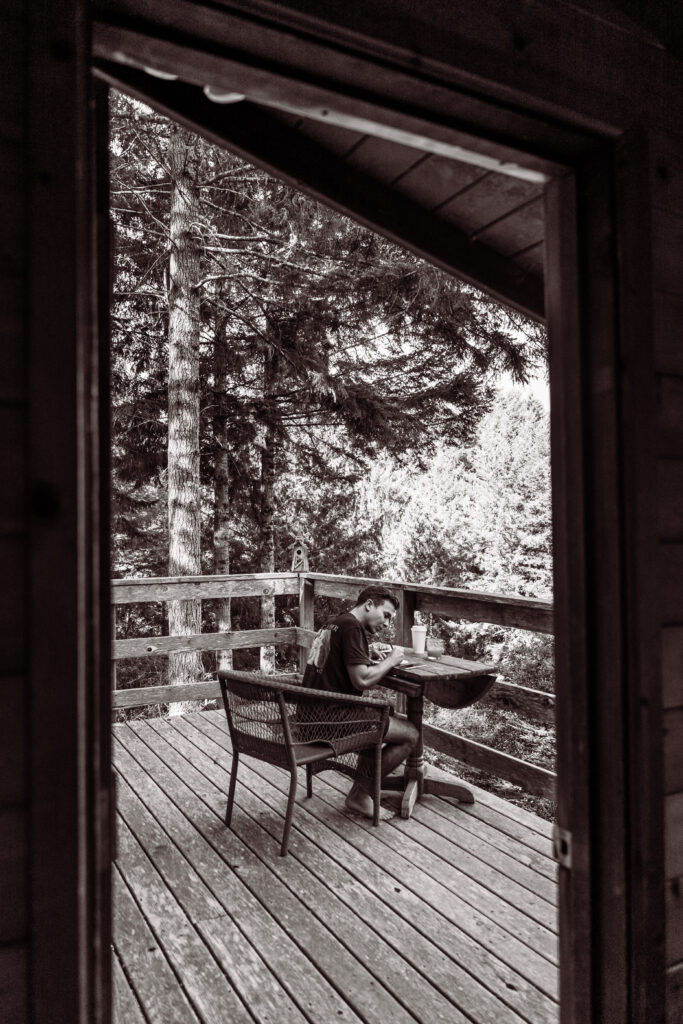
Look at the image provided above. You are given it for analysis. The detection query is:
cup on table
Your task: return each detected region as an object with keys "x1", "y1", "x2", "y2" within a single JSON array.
[
  {"x1": 426, "y1": 637, "x2": 445, "y2": 660},
  {"x1": 411, "y1": 624, "x2": 427, "y2": 654}
]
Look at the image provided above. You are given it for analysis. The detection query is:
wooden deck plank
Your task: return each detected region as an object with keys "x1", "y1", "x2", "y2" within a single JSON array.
[
  {"x1": 115, "y1": 770, "x2": 311, "y2": 1024},
  {"x1": 115, "y1": 725, "x2": 421, "y2": 1024},
  {"x1": 205, "y1": 712, "x2": 558, "y2": 951},
  {"x1": 326, "y1": 773, "x2": 557, "y2": 925},
  {"x1": 187, "y1": 713, "x2": 558, "y2": 999},
  {"x1": 137, "y1": 720, "x2": 475, "y2": 1024},
  {"x1": 113, "y1": 730, "x2": 365, "y2": 1024},
  {"x1": 134, "y1": 720, "x2": 486, "y2": 1024},
  {"x1": 112, "y1": 867, "x2": 203, "y2": 1024},
  {"x1": 112, "y1": 954, "x2": 147, "y2": 1024},
  {"x1": 166, "y1": 716, "x2": 557, "y2": 1024},
  {"x1": 116, "y1": 734, "x2": 461, "y2": 1024},
  {"x1": 112, "y1": 713, "x2": 560, "y2": 1024},
  {"x1": 116, "y1": 813, "x2": 256, "y2": 1024},
  {"x1": 422, "y1": 795, "x2": 557, "y2": 879},
  {"x1": 115, "y1": 730, "x2": 367, "y2": 1024},
  {"x1": 161, "y1": 716, "x2": 551, "y2": 1024}
]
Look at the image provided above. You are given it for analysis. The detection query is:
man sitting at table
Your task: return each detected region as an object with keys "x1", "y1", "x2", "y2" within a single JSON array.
[{"x1": 303, "y1": 586, "x2": 419, "y2": 817}]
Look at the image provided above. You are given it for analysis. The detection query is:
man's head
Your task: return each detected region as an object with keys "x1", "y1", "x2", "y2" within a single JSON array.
[{"x1": 352, "y1": 586, "x2": 399, "y2": 634}]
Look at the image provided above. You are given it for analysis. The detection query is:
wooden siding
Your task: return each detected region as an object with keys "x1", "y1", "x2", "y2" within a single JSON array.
[
  {"x1": 652, "y1": 126, "x2": 683, "y2": 1020},
  {"x1": 1, "y1": 4, "x2": 112, "y2": 1024},
  {"x1": 0, "y1": 4, "x2": 28, "y2": 1021}
]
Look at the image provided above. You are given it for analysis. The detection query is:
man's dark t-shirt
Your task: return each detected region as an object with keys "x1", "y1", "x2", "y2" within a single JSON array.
[{"x1": 303, "y1": 612, "x2": 373, "y2": 695}]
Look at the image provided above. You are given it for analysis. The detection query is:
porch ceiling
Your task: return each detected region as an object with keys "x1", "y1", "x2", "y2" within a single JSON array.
[{"x1": 90, "y1": 0, "x2": 596, "y2": 321}]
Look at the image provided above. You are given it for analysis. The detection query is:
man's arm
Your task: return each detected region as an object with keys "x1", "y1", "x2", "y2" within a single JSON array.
[{"x1": 347, "y1": 647, "x2": 404, "y2": 691}]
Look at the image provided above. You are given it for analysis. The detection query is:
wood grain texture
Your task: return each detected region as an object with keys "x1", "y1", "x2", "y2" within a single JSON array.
[
  {"x1": 667, "y1": 876, "x2": 683, "y2": 966},
  {"x1": 112, "y1": 680, "x2": 222, "y2": 709},
  {"x1": 0, "y1": 676, "x2": 25, "y2": 805},
  {"x1": 660, "y1": 544, "x2": 683, "y2": 625},
  {"x1": 112, "y1": 867, "x2": 202, "y2": 1024},
  {"x1": 666, "y1": 792, "x2": 683, "y2": 878},
  {"x1": 658, "y1": 375, "x2": 683, "y2": 458},
  {"x1": 112, "y1": 955, "x2": 146, "y2": 1024},
  {"x1": 0, "y1": 138, "x2": 25, "y2": 276},
  {"x1": 112, "y1": 571, "x2": 299, "y2": 604},
  {"x1": 667, "y1": 961, "x2": 683, "y2": 1024},
  {"x1": 0, "y1": 272, "x2": 25, "y2": 403},
  {"x1": 0, "y1": 808, "x2": 26, "y2": 943},
  {"x1": 650, "y1": 130, "x2": 683, "y2": 217},
  {"x1": 115, "y1": 809, "x2": 258, "y2": 1024},
  {"x1": 297, "y1": 574, "x2": 314, "y2": 673},
  {"x1": 308, "y1": 574, "x2": 554, "y2": 633},
  {"x1": 662, "y1": 627, "x2": 683, "y2": 710},
  {"x1": 664, "y1": 708, "x2": 683, "y2": 795},
  {"x1": 659, "y1": 460, "x2": 683, "y2": 541},
  {"x1": 0, "y1": 538, "x2": 25, "y2": 675},
  {"x1": 422, "y1": 722, "x2": 556, "y2": 798},
  {"x1": 0, "y1": 406, "x2": 25, "y2": 534},
  {"x1": 117, "y1": 727, "x2": 426, "y2": 1024},
  {"x1": 417, "y1": 590, "x2": 553, "y2": 633},
  {"x1": 114, "y1": 625, "x2": 297, "y2": 659},
  {"x1": 654, "y1": 291, "x2": 683, "y2": 376},
  {"x1": 0, "y1": 944, "x2": 28, "y2": 1024},
  {"x1": 116, "y1": 711, "x2": 560, "y2": 1022},
  {"x1": 652, "y1": 208, "x2": 683, "y2": 296}
]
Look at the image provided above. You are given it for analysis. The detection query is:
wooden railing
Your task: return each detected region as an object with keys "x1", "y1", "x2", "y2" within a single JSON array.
[{"x1": 111, "y1": 571, "x2": 556, "y2": 798}]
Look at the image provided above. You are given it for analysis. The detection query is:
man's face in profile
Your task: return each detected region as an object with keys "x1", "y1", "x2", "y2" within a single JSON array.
[{"x1": 364, "y1": 599, "x2": 396, "y2": 635}]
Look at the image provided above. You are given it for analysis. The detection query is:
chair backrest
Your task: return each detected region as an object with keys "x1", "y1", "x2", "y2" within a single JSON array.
[
  {"x1": 218, "y1": 668, "x2": 391, "y2": 762},
  {"x1": 219, "y1": 673, "x2": 294, "y2": 769}
]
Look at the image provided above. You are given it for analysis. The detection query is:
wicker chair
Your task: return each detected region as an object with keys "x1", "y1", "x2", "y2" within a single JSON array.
[{"x1": 218, "y1": 669, "x2": 391, "y2": 855}]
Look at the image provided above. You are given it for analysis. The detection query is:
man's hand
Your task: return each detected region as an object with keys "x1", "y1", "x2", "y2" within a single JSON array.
[
  {"x1": 369, "y1": 642, "x2": 393, "y2": 661},
  {"x1": 386, "y1": 646, "x2": 405, "y2": 666},
  {"x1": 348, "y1": 645, "x2": 405, "y2": 691}
]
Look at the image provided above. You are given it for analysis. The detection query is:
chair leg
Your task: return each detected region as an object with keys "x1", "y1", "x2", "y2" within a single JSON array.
[
  {"x1": 226, "y1": 752, "x2": 239, "y2": 827},
  {"x1": 306, "y1": 764, "x2": 313, "y2": 798},
  {"x1": 280, "y1": 768, "x2": 299, "y2": 856}
]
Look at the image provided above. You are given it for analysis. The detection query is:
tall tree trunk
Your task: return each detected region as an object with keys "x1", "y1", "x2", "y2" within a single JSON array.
[
  {"x1": 212, "y1": 309, "x2": 232, "y2": 672},
  {"x1": 166, "y1": 126, "x2": 203, "y2": 712},
  {"x1": 259, "y1": 344, "x2": 277, "y2": 672}
]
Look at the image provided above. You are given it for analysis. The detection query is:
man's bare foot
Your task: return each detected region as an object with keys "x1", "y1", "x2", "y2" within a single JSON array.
[{"x1": 344, "y1": 784, "x2": 374, "y2": 818}]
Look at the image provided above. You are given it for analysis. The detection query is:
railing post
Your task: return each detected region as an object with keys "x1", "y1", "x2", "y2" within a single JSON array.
[
  {"x1": 396, "y1": 585, "x2": 416, "y2": 649},
  {"x1": 394, "y1": 586, "x2": 416, "y2": 716},
  {"x1": 298, "y1": 573, "x2": 315, "y2": 675}
]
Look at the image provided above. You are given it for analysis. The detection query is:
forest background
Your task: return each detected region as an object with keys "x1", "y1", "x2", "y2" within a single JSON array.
[{"x1": 110, "y1": 92, "x2": 555, "y2": 817}]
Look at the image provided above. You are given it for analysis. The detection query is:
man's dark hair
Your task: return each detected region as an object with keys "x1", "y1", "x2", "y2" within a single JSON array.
[{"x1": 354, "y1": 586, "x2": 399, "y2": 610}]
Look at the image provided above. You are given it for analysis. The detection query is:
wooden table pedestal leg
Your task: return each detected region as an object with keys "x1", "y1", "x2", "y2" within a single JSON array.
[{"x1": 400, "y1": 691, "x2": 425, "y2": 819}]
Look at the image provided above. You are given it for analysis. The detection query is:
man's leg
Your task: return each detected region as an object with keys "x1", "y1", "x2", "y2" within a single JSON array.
[{"x1": 345, "y1": 717, "x2": 419, "y2": 816}]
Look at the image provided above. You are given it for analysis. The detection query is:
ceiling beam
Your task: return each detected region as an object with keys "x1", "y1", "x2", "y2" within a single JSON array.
[
  {"x1": 92, "y1": 7, "x2": 574, "y2": 181},
  {"x1": 95, "y1": 61, "x2": 545, "y2": 320}
]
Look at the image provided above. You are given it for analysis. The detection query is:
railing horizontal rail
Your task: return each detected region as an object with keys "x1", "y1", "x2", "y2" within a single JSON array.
[
  {"x1": 422, "y1": 722, "x2": 556, "y2": 798},
  {"x1": 111, "y1": 571, "x2": 299, "y2": 605},
  {"x1": 113, "y1": 680, "x2": 222, "y2": 709},
  {"x1": 305, "y1": 572, "x2": 553, "y2": 634},
  {"x1": 114, "y1": 626, "x2": 297, "y2": 660}
]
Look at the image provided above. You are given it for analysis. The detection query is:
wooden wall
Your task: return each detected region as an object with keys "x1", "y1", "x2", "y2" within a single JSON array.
[
  {"x1": 0, "y1": 5, "x2": 29, "y2": 1020},
  {"x1": 1, "y1": 3, "x2": 111, "y2": 1023},
  {"x1": 652, "y1": 127, "x2": 683, "y2": 1023}
]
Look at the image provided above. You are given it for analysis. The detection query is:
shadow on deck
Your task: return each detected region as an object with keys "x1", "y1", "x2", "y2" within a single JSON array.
[{"x1": 112, "y1": 710, "x2": 559, "y2": 1024}]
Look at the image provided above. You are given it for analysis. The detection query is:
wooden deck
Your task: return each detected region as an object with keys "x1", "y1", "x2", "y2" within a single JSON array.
[{"x1": 112, "y1": 710, "x2": 559, "y2": 1024}]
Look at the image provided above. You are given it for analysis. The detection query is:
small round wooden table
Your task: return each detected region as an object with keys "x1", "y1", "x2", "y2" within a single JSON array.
[{"x1": 381, "y1": 654, "x2": 497, "y2": 818}]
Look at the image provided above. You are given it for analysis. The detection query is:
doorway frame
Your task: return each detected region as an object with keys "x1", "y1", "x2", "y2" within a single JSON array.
[{"x1": 78, "y1": 40, "x2": 664, "y2": 1024}]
